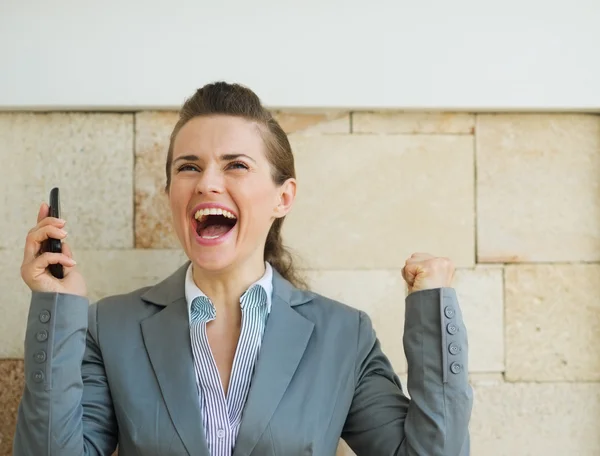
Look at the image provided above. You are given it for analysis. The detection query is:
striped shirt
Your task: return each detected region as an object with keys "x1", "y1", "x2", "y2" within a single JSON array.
[{"x1": 184, "y1": 262, "x2": 273, "y2": 456}]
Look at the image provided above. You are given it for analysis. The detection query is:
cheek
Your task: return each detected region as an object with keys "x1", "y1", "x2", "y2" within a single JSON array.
[
  {"x1": 168, "y1": 183, "x2": 191, "y2": 220},
  {"x1": 238, "y1": 184, "x2": 277, "y2": 226}
]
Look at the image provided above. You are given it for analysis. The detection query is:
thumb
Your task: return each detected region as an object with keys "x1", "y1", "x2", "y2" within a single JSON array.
[
  {"x1": 403, "y1": 264, "x2": 419, "y2": 284},
  {"x1": 61, "y1": 241, "x2": 73, "y2": 259},
  {"x1": 60, "y1": 241, "x2": 78, "y2": 276}
]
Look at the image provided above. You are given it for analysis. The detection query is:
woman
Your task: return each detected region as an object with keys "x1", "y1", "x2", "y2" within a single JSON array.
[{"x1": 14, "y1": 82, "x2": 472, "y2": 456}]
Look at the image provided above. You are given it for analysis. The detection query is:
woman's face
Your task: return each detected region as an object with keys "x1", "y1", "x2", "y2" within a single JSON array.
[{"x1": 168, "y1": 115, "x2": 296, "y2": 273}]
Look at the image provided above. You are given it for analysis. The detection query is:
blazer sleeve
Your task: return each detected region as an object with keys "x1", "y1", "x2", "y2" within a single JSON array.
[
  {"x1": 13, "y1": 292, "x2": 117, "y2": 456},
  {"x1": 341, "y1": 287, "x2": 473, "y2": 456}
]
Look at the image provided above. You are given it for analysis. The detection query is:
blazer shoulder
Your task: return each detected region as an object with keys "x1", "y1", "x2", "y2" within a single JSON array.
[
  {"x1": 298, "y1": 289, "x2": 365, "y2": 332},
  {"x1": 92, "y1": 285, "x2": 158, "y2": 323}
]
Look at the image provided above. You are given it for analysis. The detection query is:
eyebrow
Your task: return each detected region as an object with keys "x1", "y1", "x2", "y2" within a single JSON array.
[{"x1": 172, "y1": 153, "x2": 257, "y2": 166}]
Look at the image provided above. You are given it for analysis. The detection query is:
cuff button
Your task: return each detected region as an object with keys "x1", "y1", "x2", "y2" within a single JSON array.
[
  {"x1": 39, "y1": 310, "x2": 51, "y2": 323},
  {"x1": 446, "y1": 323, "x2": 458, "y2": 335},
  {"x1": 34, "y1": 350, "x2": 47, "y2": 363},
  {"x1": 32, "y1": 370, "x2": 45, "y2": 383},
  {"x1": 450, "y1": 362, "x2": 462, "y2": 374},
  {"x1": 444, "y1": 306, "x2": 456, "y2": 319},
  {"x1": 36, "y1": 330, "x2": 48, "y2": 342},
  {"x1": 449, "y1": 343, "x2": 461, "y2": 355}
]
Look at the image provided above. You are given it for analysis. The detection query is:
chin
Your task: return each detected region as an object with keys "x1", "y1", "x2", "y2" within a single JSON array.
[
  {"x1": 190, "y1": 250, "x2": 237, "y2": 273},
  {"x1": 183, "y1": 226, "x2": 236, "y2": 272}
]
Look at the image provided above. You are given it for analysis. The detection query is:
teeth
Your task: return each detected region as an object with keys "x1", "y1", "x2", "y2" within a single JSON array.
[{"x1": 194, "y1": 208, "x2": 237, "y2": 221}]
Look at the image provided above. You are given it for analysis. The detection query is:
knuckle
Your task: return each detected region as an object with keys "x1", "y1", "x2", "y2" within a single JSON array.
[{"x1": 441, "y1": 257, "x2": 453, "y2": 267}]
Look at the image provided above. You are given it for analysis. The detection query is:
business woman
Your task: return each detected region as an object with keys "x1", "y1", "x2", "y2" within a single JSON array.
[{"x1": 14, "y1": 82, "x2": 473, "y2": 456}]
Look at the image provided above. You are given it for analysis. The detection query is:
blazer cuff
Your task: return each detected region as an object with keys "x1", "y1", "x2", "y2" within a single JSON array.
[
  {"x1": 24, "y1": 292, "x2": 89, "y2": 392},
  {"x1": 404, "y1": 287, "x2": 468, "y2": 385}
]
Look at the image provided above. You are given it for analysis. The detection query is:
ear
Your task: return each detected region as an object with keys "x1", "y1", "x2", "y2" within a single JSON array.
[{"x1": 274, "y1": 178, "x2": 297, "y2": 218}]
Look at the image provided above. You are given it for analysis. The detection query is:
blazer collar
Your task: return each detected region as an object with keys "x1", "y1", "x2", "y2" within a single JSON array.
[{"x1": 139, "y1": 261, "x2": 315, "y2": 456}]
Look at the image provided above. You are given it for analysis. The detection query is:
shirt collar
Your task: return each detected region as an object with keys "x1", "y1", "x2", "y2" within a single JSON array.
[{"x1": 185, "y1": 262, "x2": 273, "y2": 319}]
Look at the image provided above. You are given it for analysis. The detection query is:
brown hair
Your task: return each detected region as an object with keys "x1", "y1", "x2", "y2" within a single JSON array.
[{"x1": 165, "y1": 81, "x2": 307, "y2": 289}]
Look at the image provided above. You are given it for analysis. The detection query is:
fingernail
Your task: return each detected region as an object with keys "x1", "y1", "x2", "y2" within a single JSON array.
[{"x1": 58, "y1": 219, "x2": 66, "y2": 224}]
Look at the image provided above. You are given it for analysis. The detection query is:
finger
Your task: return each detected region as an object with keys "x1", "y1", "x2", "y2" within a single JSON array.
[
  {"x1": 23, "y1": 225, "x2": 68, "y2": 262},
  {"x1": 402, "y1": 267, "x2": 414, "y2": 293},
  {"x1": 28, "y1": 217, "x2": 66, "y2": 237},
  {"x1": 36, "y1": 203, "x2": 49, "y2": 224},
  {"x1": 31, "y1": 252, "x2": 76, "y2": 274},
  {"x1": 409, "y1": 252, "x2": 434, "y2": 261},
  {"x1": 403, "y1": 264, "x2": 418, "y2": 284}
]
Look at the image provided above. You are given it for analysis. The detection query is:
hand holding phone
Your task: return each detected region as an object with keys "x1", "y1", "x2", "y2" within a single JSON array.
[
  {"x1": 20, "y1": 188, "x2": 87, "y2": 296},
  {"x1": 42, "y1": 187, "x2": 64, "y2": 279}
]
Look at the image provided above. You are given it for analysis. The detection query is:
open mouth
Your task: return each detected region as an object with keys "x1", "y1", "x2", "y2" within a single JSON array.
[{"x1": 194, "y1": 208, "x2": 238, "y2": 240}]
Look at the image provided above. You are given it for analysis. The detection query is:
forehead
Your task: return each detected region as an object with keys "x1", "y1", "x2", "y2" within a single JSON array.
[{"x1": 172, "y1": 115, "x2": 266, "y2": 160}]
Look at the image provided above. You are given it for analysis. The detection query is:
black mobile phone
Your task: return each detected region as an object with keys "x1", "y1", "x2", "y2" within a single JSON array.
[{"x1": 43, "y1": 187, "x2": 64, "y2": 279}]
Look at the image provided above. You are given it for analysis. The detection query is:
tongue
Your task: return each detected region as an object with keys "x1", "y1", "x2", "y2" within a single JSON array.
[{"x1": 199, "y1": 224, "x2": 230, "y2": 238}]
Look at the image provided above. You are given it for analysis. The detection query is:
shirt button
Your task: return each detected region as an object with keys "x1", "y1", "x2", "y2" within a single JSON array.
[
  {"x1": 32, "y1": 370, "x2": 45, "y2": 383},
  {"x1": 446, "y1": 323, "x2": 458, "y2": 335},
  {"x1": 216, "y1": 429, "x2": 226, "y2": 439},
  {"x1": 36, "y1": 330, "x2": 48, "y2": 342},
  {"x1": 448, "y1": 343, "x2": 461, "y2": 355},
  {"x1": 34, "y1": 350, "x2": 47, "y2": 363},
  {"x1": 39, "y1": 310, "x2": 51, "y2": 323},
  {"x1": 450, "y1": 362, "x2": 462, "y2": 374},
  {"x1": 444, "y1": 306, "x2": 455, "y2": 319}
]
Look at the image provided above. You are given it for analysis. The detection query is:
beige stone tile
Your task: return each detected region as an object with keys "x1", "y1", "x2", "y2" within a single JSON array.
[
  {"x1": 306, "y1": 270, "x2": 407, "y2": 373},
  {"x1": 453, "y1": 267, "x2": 504, "y2": 373},
  {"x1": 76, "y1": 249, "x2": 189, "y2": 303},
  {"x1": 468, "y1": 372, "x2": 504, "y2": 385},
  {"x1": 471, "y1": 380, "x2": 600, "y2": 456},
  {"x1": 0, "y1": 249, "x2": 189, "y2": 358},
  {"x1": 305, "y1": 267, "x2": 502, "y2": 375},
  {"x1": 476, "y1": 113, "x2": 600, "y2": 263},
  {"x1": 0, "y1": 360, "x2": 24, "y2": 456},
  {"x1": 135, "y1": 111, "x2": 179, "y2": 248},
  {"x1": 0, "y1": 113, "x2": 134, "y2": 251},
  {"x1": 273, "y1": 111, "x2": 350, "y2": 135},
  {"x1": 505, "y1": 264, "x2": 600, "y2": 381},
  {"x1": 283, "y1": 135, "x2": 475, "y2": 269},
  {"x1": 352, "y1": 112, "x2": 475, "y2": 134}
]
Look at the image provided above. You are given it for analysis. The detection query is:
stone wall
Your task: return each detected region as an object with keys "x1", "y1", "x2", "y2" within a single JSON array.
[{"x1": 1, "y1": 111, "x2": 599, "y2": 455}]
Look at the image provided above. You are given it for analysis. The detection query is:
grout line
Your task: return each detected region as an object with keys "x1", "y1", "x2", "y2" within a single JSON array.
[
  {"x1": 350, "y1": 131, "x2": 474, "y2": 136},
  {"x1": 294, "y1": 261, "x2": 600, "y2": 273}
]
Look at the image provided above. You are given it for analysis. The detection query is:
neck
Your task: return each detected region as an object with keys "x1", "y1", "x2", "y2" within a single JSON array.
[{"x1": 192, "y1": 258, "x2": 266, "y2": 316}]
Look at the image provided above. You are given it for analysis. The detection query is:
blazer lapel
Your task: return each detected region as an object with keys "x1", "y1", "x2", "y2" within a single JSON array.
[
  {"x1": 140, "y1": 262, "x2": 210, "y2": 456},
  {"x1": 233, "y1": 271, "x2": 315, "y2": 456}
]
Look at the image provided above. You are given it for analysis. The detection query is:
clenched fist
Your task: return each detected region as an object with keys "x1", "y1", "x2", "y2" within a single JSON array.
[{"x1": 402, "y1": 253, "x2": 455, "y2": 294}]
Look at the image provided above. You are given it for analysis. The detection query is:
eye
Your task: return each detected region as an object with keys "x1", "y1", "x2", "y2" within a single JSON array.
[
  {"x1": 228, "y1": 161, "x2": 249, "y2": 170},
  {"x1": 178, "y1": 164, "x2": 200, "y2": 172}
]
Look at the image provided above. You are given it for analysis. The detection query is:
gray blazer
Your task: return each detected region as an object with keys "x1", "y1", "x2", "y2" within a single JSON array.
[{"x1": 13, "y1": 262, "x2": 473, "y2": 456}]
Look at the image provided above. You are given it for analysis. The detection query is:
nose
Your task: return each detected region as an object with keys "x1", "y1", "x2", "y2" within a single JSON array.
[{"x1": 194, "y1": 166, "x2": 224, "y2": 194}]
